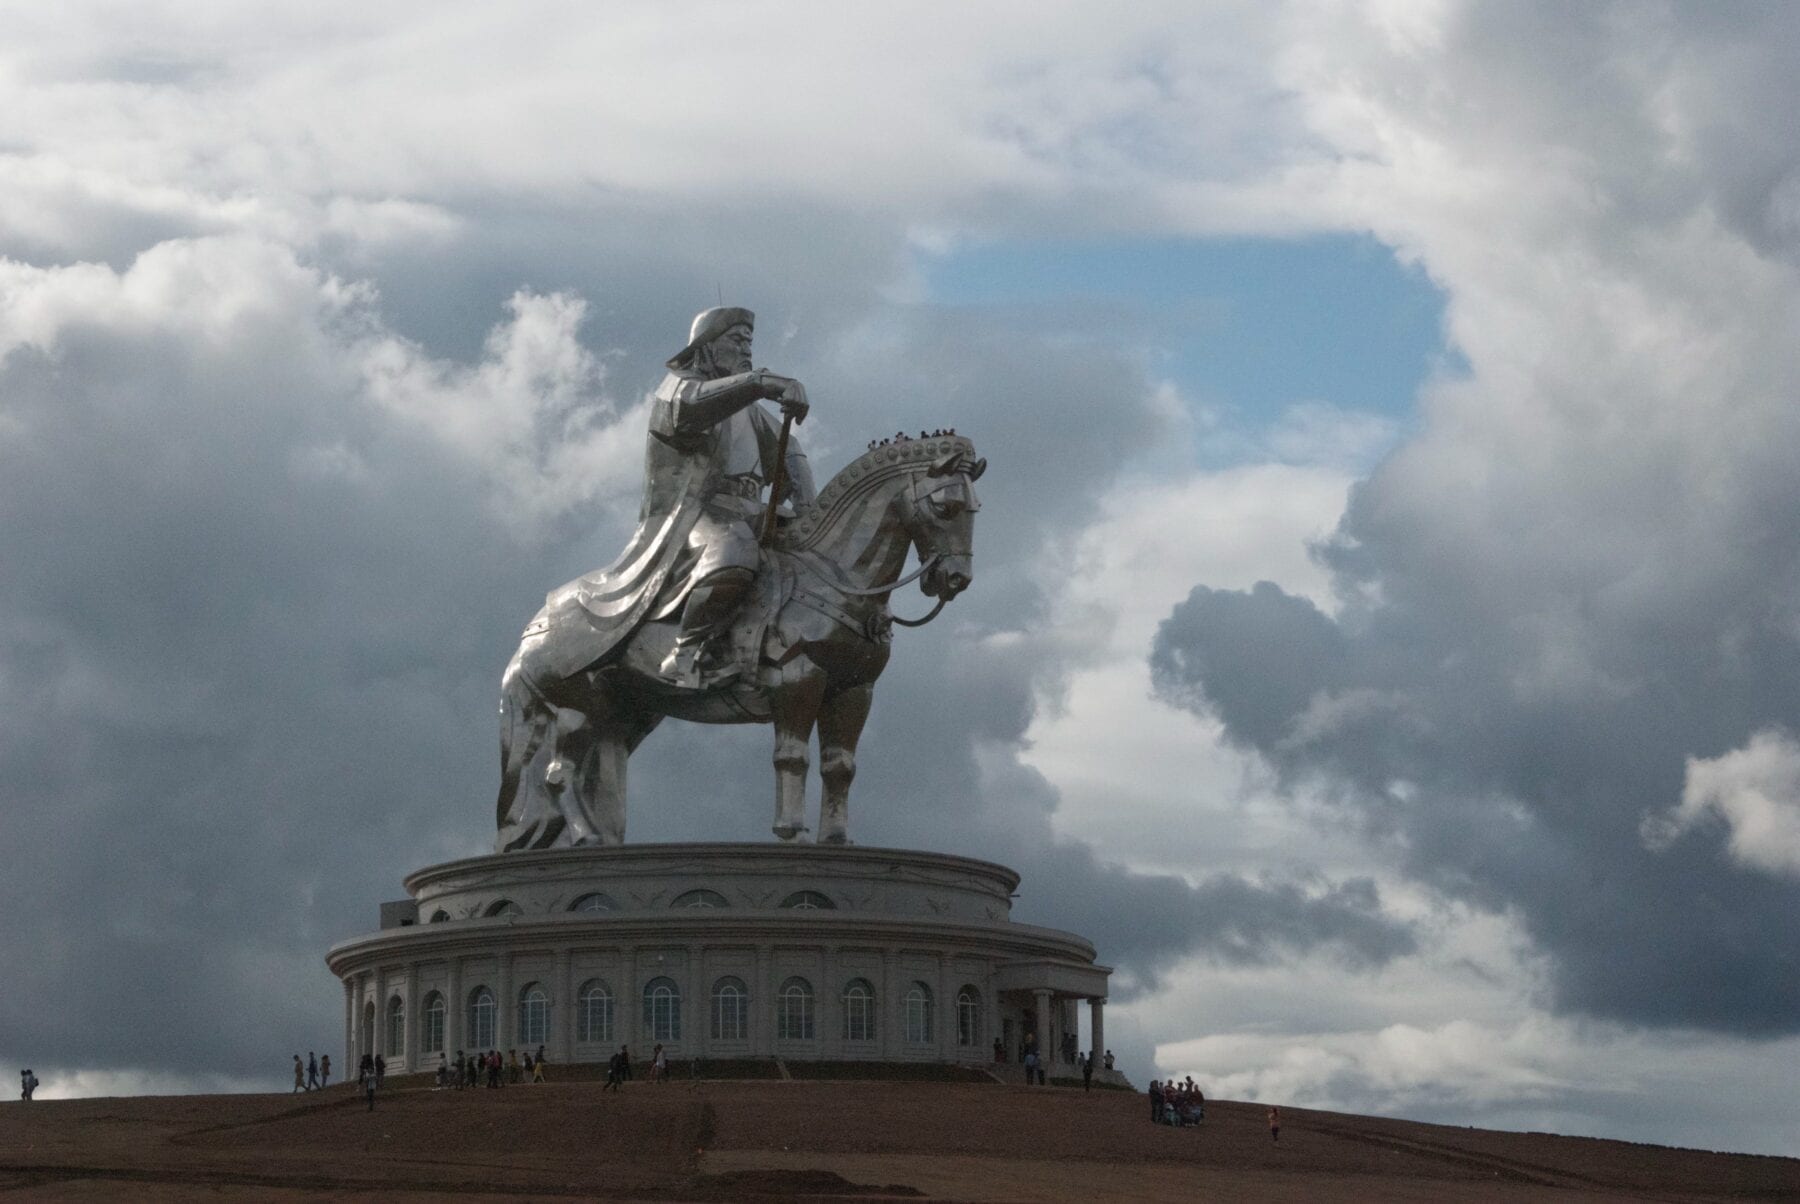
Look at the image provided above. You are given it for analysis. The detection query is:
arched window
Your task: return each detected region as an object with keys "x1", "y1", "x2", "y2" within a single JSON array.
[
  {"x1": 711, "y1": 977, "x2": 749, "y2": 1041},
  {"x1": 484, "y1": 899, "x2": 521, "y2": 918},
  {"x1": 904, "y1": 982, "x2": 933, "y2": 1044},
  {"x1": 956, "y1": 986, "x2": 981, "y2": 1047},
  {"x1": 841, "y1": 979, "x2": 876, "y2": 1043},
  {"x1": 468, "y1": 987, "x2": 496, "y2": 1049},
  {"x1": 385, "y1": 995, "x2": 405, "y2": 1055},
  {"x1": 570, "y1": 893, "x2": 616, "y2": 913},
  {"x1": 643, "y1": 977, "x2": 681, "y2": 1042},
  {"x1": 576, "y1": 980, "x2": 613, "y2": 1044},
  {"x1": 670, "y1": 889, "x2": 729, "y2": 909},
  {"x1": 428, "y1": 910, "x2": 450, "y2": 923},
  {"x1": 779, "y1": 890, "x2": 837, "y2": 910},
  {"x1": 421, "y1": 992, "x2": 446, "y2": 1053},
  {"x1": 776, "y1": 977, "x2": 815, "y2": 1041},
  {"x1": 518, "y1": 983, "x2": 549, "y2": 1046}
]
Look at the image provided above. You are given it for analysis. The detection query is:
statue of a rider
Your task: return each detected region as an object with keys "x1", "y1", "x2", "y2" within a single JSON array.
[{"x1": 567, "y1": 306, "x2": 814, "y2": 689}]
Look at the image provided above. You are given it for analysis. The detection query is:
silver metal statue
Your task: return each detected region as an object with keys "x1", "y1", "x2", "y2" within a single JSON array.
[{"x1": 494, "y1": 307, "x2": 984, "y2": 849}]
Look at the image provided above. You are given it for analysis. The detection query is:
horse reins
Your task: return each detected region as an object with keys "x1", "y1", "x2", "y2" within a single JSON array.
[{"x1": 807, "y1": 552, "x2": 952, "y2": 627}]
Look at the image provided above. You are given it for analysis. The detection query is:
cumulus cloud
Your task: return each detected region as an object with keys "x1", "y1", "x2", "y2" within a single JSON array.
[
  {"x1": 1152, "y1": 2, "x2": 1800, "y2": 1037},
  {"x1": 1645, "y1": 729, "x2": 1800, "y2": 877}
]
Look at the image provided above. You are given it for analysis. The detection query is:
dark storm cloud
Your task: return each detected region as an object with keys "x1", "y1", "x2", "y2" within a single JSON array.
[{"x1": 1146, "y1": 1, "x2": 1800, "y2": 1041}]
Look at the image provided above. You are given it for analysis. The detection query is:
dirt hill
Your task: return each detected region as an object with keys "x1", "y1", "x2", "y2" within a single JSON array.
[{"x1": 2, "y1": 1077, "x2": 1794, "y2": 1201}]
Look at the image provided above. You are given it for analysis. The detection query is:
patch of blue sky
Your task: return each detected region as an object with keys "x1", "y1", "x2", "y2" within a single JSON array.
[{"x1": 920, "y1": 234, "x2": 1461, "y2": 468}]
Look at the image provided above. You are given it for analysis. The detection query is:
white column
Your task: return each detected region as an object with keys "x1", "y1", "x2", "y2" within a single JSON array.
[
  {"x1": 342, "y1": 977, "x2": 355, "y2": 1069},
  {"x1": 373, "y1": 968, "x2": 388, "y2": 1057},
  {"x1": 1089, "y1": 998, "x2": 1105, "y2": 1067},
  {"x1": 446, "y1": 959, "x2": 463, "y2": 1057},
  {"x1": 881, "y1": 951, "x2": 900, "y2": 1058},
  {"x1": 498, "y1": 952, "x2": 515, "y2": 1053},
  {"x1": 936, "y1": 954, "x2": 953, "y2": 1061},
  {"x1": 1032, "y1": 988, "x2": 1052, "y2": 1077},
  {"x1": 751, "y1": 944, "x2": 772, "y2": 1056},
  {"x1": 404, "y1": 964, "x2": 420, "y2": 1070},
  {"x1": 553, "y1": 950, "x2": 573, "y2": 1064},
  {"x1": 622, "y1": 949, "x2": 638, "y2": 1057}
]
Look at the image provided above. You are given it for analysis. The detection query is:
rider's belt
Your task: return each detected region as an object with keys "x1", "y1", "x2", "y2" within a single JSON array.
[{"x1": 713, "y1": 475, "x2": 764, "y2": 500}]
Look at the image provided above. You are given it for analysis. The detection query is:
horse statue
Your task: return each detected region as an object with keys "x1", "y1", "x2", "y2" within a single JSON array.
[{"x1": 494, "y1": 432, "x2": 984, "y2": 849}]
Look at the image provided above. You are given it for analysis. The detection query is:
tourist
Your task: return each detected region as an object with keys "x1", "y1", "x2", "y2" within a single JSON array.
[
  {"x1": 532, "y1": 1050, "x2": 547, "y2": 1084},
  {"x1": 364, "y1": 1068, "x2": 377, "y2": 1112},
  {"x1": 20, "y1": 1069, "x2": 38, "y2": 1101},
  {"x1": 992, "y1": 1037, "x2": 1005, "y2": 1064},
  {"x1": 1149, "y1": 1079, "x2": 1164, "y2": 1123},
  {"x1": 604, "y1": 1048, "x2": 624, "y2": 1092},
  {"x1": 435, "y1": 1055, "x2": 448, "y2": 1090},
  {"x1": 292, "y1": 1054, "x2": 304, "y2": 1093},
  {"x1": 523, "y1": 1050, "x2": 533, "y2": 1080},
  {"x1": 320, "y1": 1053, "x2": 331, "y2": 1088},
  {"x1": 452, "y1": 1049, "x2": 465, "y2": 1090},
  {"x1": 306, "y1": 1052, "x2": 320, "y2": 1091},
  {"x1": 487, "y1": 1050, "x2": 501, "y2": 1088},
  {"x1": 620, "y1": 1044, "x2": 633, "y2": 1081},
  {"x1": 1103, "y1": 1050, "x2": 1114, "y2": 1071},
  {"x1": 374, "y1": 1053, "x2": 385, "y2": 1089},
  {"x1": 358, "y1": 1051, "x2": 374, "y2": 1089},
  {"x1": 466, "y1": 1052, "x2": 478, "y2": 1089},
  {"x1": 1268, "y1": 1106, "x2": 1280, "y2": 1143},
  {"x1": 1080, "y1": 1052, "x2": 1093, "y2": 1092},
  {"x1": 1023, "y1": 1045, "x2": 1041, "y2": 1086},
  {"x1": 651, "y1": 1043, "x2": 667, "y2": 1083}
]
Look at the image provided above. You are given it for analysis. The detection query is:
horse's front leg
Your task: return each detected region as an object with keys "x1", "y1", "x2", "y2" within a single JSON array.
[
  {"x1": 562, "y1": 675, "x2": 662, "y2": 847},
  {"x1": 816, "y1": 684, "x2": 873, "y2": 845},
  {"x1": 768, "y1": 654, "x2": 826, "y2": 841}
]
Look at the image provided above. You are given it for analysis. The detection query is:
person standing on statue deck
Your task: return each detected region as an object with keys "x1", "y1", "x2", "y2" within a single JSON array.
[
  {"x1": 1269, "y1": 1106, "x2": 1281, "y2": 1143},
  {"x1": 320, "y1": 1053, "x2": 331, "y2": 1088},
  {"x1": 306, "y1": 1052, "x2": 319, "y2": 1091},
  {"x1": 292, "y1": 1055, "x2": 304, "y2": 1093}
]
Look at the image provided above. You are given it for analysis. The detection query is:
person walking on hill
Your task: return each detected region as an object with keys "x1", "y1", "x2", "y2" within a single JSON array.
[
  {"x1": 1080, "y1": 1052, "x2": 1093, "y2": 1092},
  {"x1": 535, "y1": 1045, "x2": 547, "y2": 1081},
  {"x1": 306, "y1": 1052, "x2": 319, "y2": 1091},
  {"x1": 374, "y1": 1053, "x2": 385, "y2": 1089},
  {"x1": 20, "y1": 1069, "x2": 38, "y2": 1101},
  {"x1": 1268, "y1": 1106, "x2": 1281, "y2": 1143},
  {"x1": 292, "y1": 1055, "x2": 304, "y2": 1093},
  {"x1": 320, "y1": 1053, "x2": 331, "y2": 1088},
  {"x1": 604, "y1": 1048, "x2": 624, "y2": 1092}
]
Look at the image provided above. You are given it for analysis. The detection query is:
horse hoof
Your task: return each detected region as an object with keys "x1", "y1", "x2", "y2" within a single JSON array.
[
  {"x1": 818, "y1": 832, "x2": 851, "y2": 846},
  {"x1": 772, "y1": 824, "x2": 808, "y2": 842}
]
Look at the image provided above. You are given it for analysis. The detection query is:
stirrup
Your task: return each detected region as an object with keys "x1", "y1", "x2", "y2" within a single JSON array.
[{"x1": 660, "y1": 642, "x2": 703, "y2": 688}]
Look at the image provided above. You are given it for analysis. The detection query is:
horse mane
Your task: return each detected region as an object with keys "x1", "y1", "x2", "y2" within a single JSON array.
[{"x1": 783, "y1": 432, "x2": 976, "y2": 551}]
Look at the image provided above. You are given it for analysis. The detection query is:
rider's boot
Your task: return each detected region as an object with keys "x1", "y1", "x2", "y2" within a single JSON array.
[{"x1": 660, "y1": 568, "x2": 753, "y2": 688}]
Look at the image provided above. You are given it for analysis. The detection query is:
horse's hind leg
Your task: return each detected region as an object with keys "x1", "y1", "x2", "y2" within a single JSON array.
[{"x1": 816, "y1": 684, "x2": 872, "y2": 845}]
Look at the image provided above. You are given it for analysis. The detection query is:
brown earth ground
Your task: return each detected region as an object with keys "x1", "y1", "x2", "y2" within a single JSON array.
[{"x1": 2, "y1": 1074, "x2": 1795, "y2": 1202}]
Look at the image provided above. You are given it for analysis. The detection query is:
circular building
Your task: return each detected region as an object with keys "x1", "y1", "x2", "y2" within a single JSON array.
[{"x1": 327, "y1": 842, "x2": 1112, "y2": 1077}]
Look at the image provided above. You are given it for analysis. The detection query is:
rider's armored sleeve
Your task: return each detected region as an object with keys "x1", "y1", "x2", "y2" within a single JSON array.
[{"x1": 659, "y1": 371, "x2": 784, "y2": 447}]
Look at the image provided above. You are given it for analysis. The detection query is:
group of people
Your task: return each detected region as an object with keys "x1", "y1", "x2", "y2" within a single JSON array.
[
  {"x1": 1149, "y1": 1076, "x2": 1205, "y2": 1126},
  {"x1": 18, "y1": 1069, "x2": 38, "y2": 1100},
  {"x1": 1001, "y1": 1032, "x2": 1116, "y2": 1088},
  {"x1": 290, "y1": 1051, "x2": 333, "y2": 1092},
  {"x1": 434, "y1": 1045, "x2": 549, "y2": 1090}
]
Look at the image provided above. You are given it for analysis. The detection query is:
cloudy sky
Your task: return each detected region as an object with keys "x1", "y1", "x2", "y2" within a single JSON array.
[{"x1": 3, "y1": 0, "x2": 1797, "y2": 1157}]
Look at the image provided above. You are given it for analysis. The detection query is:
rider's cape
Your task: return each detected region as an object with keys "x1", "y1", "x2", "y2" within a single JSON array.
[{"x1": 523, "y1": 371, "x2": 797, "y2": 684}]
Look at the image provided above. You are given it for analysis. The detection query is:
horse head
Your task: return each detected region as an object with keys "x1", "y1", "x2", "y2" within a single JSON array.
[{"x1": 914, "y1": 440, "x2": 983, "y2": 599}]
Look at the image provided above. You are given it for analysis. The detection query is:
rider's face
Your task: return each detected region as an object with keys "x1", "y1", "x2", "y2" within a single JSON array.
[{"x1": 709, "y1": 325, "x2": 753, "y2": 376}]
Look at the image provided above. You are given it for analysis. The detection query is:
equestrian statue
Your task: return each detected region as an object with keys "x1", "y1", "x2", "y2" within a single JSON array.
[{"x1": 494, "y1": 306, "x2": 983, "y2": 850}]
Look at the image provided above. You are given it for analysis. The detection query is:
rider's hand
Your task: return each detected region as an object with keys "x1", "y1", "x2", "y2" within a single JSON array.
[{"x1": 776, "y1": 379, "x2": 809, "y2": 425}]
